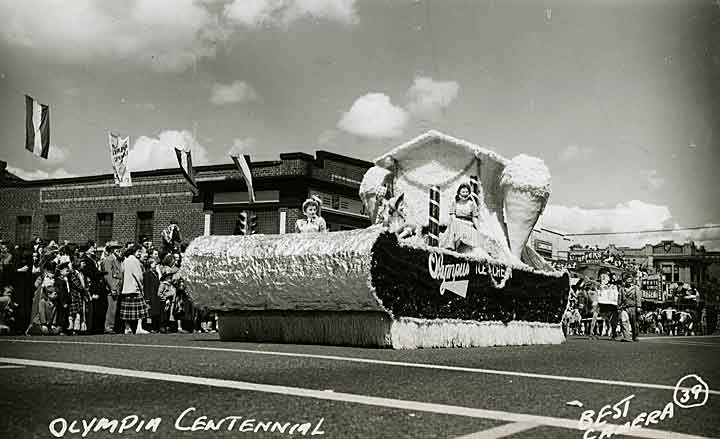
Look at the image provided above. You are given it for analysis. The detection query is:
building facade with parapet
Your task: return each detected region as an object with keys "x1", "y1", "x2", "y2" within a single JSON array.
[
  {"x1": 568, "y1": 241, "x2": 720, "y2": 290},
  {"x1": 0, "y1": 151, "x2": 372, "y2": 248}
]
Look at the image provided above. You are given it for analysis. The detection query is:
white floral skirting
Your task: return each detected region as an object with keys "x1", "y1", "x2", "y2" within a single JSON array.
[{"x1": 390, "y1": 317, "x2": 565, "y2": 349}]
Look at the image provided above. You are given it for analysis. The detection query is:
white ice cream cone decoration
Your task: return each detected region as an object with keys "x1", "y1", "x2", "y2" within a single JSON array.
[{"x1": 499, "y1": 154, "x2": 551, "y2": 260}]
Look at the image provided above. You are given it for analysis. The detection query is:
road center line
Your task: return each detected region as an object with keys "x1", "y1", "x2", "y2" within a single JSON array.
[
  {"x1": 452, "y1": 421, "x2": 539, "y2": 439},
  {"x1": 3, "y1": 339, "x2": 719, "y2": 395},
  {"x1": 0, "y1": 357, "x2": 711, "y2": 439}
]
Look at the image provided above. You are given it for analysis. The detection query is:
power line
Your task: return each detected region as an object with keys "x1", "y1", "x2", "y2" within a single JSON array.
[{"x1": 565, "y1": 225, "x2": 720, "y2": 237}]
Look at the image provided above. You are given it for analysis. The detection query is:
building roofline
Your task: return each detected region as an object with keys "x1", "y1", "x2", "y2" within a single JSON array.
[
  {"x1": 316, "y1": 150, "x2": 373, "y2": 168},
  {"x1": 0, "y1": 150, "x2": 371, "y2": 187}
]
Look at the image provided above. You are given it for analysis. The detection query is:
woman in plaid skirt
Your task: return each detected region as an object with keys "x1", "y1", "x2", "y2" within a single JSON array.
[{"x1": 119, "y1": 245, "x2": 149, "y2": 334}]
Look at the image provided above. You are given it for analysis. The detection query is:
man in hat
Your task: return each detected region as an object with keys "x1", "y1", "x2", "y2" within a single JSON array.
[
  {"x1": 141, "y1": 236, "x2": 153, "y2": 252},
  {"x1": 102, "y1": 241, "x2": 123, "y2": 334},
  {"x1": 619, "y1": 272, "x2": 642, "y2": 342}
]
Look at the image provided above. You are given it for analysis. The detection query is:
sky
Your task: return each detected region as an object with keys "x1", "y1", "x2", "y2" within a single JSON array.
[{"x1": 0, "y1": 0, "x2": 719, "y2": 249}]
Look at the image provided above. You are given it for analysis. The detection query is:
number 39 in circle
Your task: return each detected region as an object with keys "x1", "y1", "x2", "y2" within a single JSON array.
[{"x1": 673, "y1": 374, "x2": 710, "y2": 409}]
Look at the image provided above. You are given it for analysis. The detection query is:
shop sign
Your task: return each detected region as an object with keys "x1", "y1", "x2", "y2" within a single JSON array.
[{"x1": 535, "y1": 240, "x2": 553, "y2": 253}]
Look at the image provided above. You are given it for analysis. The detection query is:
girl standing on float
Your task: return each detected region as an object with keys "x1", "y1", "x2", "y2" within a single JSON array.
[
  {"x1": 295, "y1": 196, "x2": 328, "y2": 233},
  {"x1": 440, "y1": 183, "x2": 480, "y2": 250},
  {"x1": 440, "y1": 182, "x2": 501, "y2": 259}
]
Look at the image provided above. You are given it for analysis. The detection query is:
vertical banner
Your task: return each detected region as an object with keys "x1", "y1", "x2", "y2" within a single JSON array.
[
  {"x1": 108, "y1": 132, "x2": 132, "y2": 187},
  {"x1": 175, "y1": 146, "x2": 199, "y2": 195},
  {"x1": 25, "y1": 95, "x2": 50, "y2": 159},
  {"x1": 230, "y1": 153, "x2": 255, "y2": 203},
  {"x1": 428, "y1": 186, "x2": 440, "y2": 246}
]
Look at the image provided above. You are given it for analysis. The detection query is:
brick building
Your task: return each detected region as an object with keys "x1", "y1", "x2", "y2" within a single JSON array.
[{"x1": 0, "y1": 151, "x2": 372, "y2": 248}]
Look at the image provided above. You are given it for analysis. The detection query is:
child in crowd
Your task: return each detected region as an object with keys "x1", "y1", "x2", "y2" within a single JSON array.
[{"x1": 27, "y1": 271, "x2": 61, "y2": 335}]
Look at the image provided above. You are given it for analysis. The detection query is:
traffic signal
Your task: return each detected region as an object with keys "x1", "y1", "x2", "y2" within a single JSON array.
[
  {"x1": 234, "y1": 211, "x2": 247, "y2": 235},
  {"x1": 248, "y1": 213, "x2": 258, "y2": 235}
]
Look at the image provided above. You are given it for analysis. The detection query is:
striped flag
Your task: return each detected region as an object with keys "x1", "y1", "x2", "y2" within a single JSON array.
[
  {"x1": 230, "y1": 153, "x2": 255, "y2": 203},
  {"x1": 108, "y1": 132, "x2": 132, "y2": 187},
  {"x1": 25, "y1": 95, "x2": 50, "y2": 159},
  {"x1": 175, "y1": 146, "x2": 199, "y2": 196}
]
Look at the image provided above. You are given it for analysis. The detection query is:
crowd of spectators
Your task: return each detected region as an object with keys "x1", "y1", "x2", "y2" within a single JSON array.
[
  {"x1": 0, "y1": 222, "x2": 216, "y2": 336},
  {"x1": 563, "y1": 270, "x2": 707, "y2": 339}
]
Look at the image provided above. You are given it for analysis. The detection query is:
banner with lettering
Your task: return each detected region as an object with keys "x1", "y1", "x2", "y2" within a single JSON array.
[
  {"x1": 642, "y1": 277, "x2": 662, "y2": 301},
  {"x1": 108, "y1": 132, "x2": 132, "y2": 187},
  {"x1": 369, "y1": 232, "x2": 569, "y2": 323}
]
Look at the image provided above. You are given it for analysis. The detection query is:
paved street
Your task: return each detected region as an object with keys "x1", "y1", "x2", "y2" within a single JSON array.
[{"x1": 1, "y1": 334, "x2": 719, "y2": 439}]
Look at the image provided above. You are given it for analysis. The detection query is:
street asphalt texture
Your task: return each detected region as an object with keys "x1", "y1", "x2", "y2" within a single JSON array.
[{"x1": 1, "y1": 333, "x2": 718, "y2": 439}]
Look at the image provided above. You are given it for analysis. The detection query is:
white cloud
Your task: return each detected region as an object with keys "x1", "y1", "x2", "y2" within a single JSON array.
[
  {"x1": 224, "y1": 0, "x2": 358, "y2": 28},
  {"x1": 47, "y1": 144, "x2": 70, "y2": 164},
  {"x1": 559, "y1": 144, "x2": 593, "y2": 162},
  {"x1": 0, "y1": 0, "x2": 224, "y2": 72},
  {"x1": 227, "y1": 137, "x2": 257, "y2": 156},
  {"x1": 538, "y1": 200, "x2": 720, "y2": 250},
  {"x1": 135, "y1": 102, "x2": 157, "y2": 111},
  {"x1": 406, "y1": 76, "x2": 459, "y2": 121},
  {"x1": 7, "y1": 166, "x2": 76, "y2": 180},
  {"x1": 129, "y1": 130, "x2": 210, "y2": 171},
  {"x1": 316, "y1": 129, "x2": 338, "y2": 147},
  {"x1": 211, "y1": 81, "x2": 261, "y2": 105},
  {"x1": 337, "y1": 93, "x2": 409, "y2": 138},
  {"x1": 641, "y1": 169, "x2": 665, "y2": 191}
]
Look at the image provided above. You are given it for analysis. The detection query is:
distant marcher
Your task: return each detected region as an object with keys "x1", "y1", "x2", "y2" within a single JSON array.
[
  {"x1": 619, "y1": 272, "x2": 642, "y2": 342},
  {"x1": 590, "y1": 268, "x2": 619, "y2": 340}
]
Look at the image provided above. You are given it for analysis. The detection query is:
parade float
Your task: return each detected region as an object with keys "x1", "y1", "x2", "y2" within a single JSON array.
[{"x1": 181, "y1": 131, "x2": 570, "y2": 348}]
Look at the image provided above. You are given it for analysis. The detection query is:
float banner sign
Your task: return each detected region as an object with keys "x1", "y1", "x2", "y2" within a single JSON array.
[
  {"x1": 108, "y1": 133, "x2": 132, "y2": 187},
  {"x1": 370, "y1": 232, "x2": 569, "y2": 323}
]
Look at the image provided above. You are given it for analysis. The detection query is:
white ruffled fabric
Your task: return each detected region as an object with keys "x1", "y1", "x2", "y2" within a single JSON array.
[{"x1": 390, "y1": 317, "x2": 565, "y2": 349}]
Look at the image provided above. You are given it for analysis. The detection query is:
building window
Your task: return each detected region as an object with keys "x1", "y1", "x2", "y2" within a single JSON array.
[
  {"x1": 97, "y1": 213, "x2": 113, "y2": 245},
  {"x1": 45, "y1": 215, "x2": 60, "y2": 243},
  {"x1": 15, "y1": 216, "x2": 32, "y2": 244},
  {"x1": 136, "y1": 211, "x2": 154, "y2": 243},
  {"x1": 661, "y1": 264, "x2": 680, "y2": 283}
]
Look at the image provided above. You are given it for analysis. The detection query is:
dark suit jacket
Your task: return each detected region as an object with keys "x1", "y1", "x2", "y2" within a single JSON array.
[
  {"x1": 54, "y1": 277, "x2": 71, "y2": 326},
  {"x1": 143, "y1": 269, "x2": 161, "y2": 317}
]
